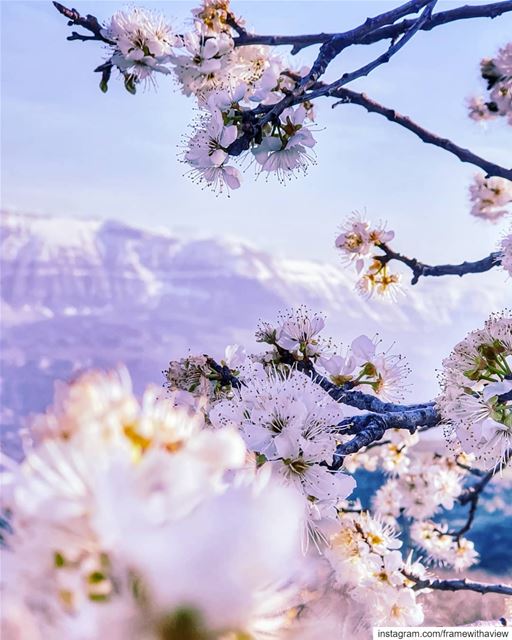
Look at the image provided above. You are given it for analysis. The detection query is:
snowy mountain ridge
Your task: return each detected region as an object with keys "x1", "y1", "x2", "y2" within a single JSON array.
[{"x1": 0, "y1": 209, "x2": 508, "y2": 456}]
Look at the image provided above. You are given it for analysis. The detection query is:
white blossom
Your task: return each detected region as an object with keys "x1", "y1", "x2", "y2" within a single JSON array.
[
  {"x1": 184, "y1": 110, "x2": 242, "y2": 192},
  {"x1": 1, "y1": 368, "x2": 311, "y2": 640},
  {"x1": 494, "y1": 42, "x2": 512, "y2": 78},
  {"x1": 172, "y1": 30, "x2": 234, "y2": 97},
  {"x1": 253, "y1": 106, "x2": 316, "y2": 181},
  {"x1": 437, "y1": 312, "x2": 512, "y2": 468},
  {"x1": 103, "y1": 8, "x2": 177, "y2": 82},
  {"x1": 209, "y1": 365, "x2": 355, "y2": 545},
  {"x1": 467, "y1": 96, "x2": 496, "y2": 123},
  {"x1": 276, "y1": 307, "x2": 326, "y2": 359},
  {"x1": 499, "y1": 227, "x2": 512, "y2": 277},
  {"x1": 335, "y1": 212, "x2": 394, "y2": 274},
  {"x1": 469, "y1": 175, "x2": 512, "y2": 221},
  {"x1": 320, "y1": 334, "x2": 409, "y2": 401}
]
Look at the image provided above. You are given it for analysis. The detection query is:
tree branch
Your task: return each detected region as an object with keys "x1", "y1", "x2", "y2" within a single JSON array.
[
  {"x1": 451, "y1": 495, "x2": 479, "y2": 539},
  {"x1": 375, "y1": 243, "x2": 502, "y2": 285},
  {"x1": 412, "y1": 577, "x2": 512, "y2": 597},
  {"x1": 331, "y1": 405, "x2": 439, "y2": 468},
  {"x1": 360, "y1": 1, "x2": 512, "y2": 48},
  {"x1": 233, "y1": 2, "x2": 512, "y2": 52},
  {"x1": 53, "y1": 2, "x2": 114, "y2": 44},
  {"x1": 253, "y1": 1, "x2": 436, "y2": 136},
  {"x1": 299, "y1": 0, "x2": 433, "y2": 89},
  {"x1": 303, "y1": 1, "x2": 437, "y2": 98},
  {"x1": 305, "y1": 367, "x2": 434, "y2": 414},
  {"x1": 331, "y1": 88, "x2": 512, "y2": 180},
  {"x1": 337, "y1": 407, "x2": 438, "y2": 435}
]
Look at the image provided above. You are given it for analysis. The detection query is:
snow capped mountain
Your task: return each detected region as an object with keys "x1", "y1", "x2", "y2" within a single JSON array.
[{"x1": 0, "y1": 210, "x2": 508, "y2": 456}]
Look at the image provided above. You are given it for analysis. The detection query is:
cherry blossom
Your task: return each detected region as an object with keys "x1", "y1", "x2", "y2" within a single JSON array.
[
  {"x1": 102, "y1": 7, "x2": 177, "y2": 83},
  {"x1": 437, "y1": 312, "x2": 512, "y2": 468},
  {"x1": 252, "y1": 106, "x2": 317, "y2": 181},
  {"x1": 469, "y1": 175, "x2": 512, "y2": 222},
  {"x1": 499, "y1": 227, "x2": 512, "y2": 277}
]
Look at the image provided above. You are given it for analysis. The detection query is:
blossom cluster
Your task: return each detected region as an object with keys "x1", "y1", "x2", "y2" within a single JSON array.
[
  {"x1": 469, "y1": 175, "x2": 512, "y2": 222},
  {"x1": 164, "y1": 352, "x2": 237, "y2": 411},
  {"x1": 96, "y1": 1, "x2": 318, "y2": 192},
  {"x1": 164, "y1": 307, "x2": 409, "y2": 546},
  {"x1": 325, "y1": 511, "x2": 425, "y2": 627},
  {"x1": 468, "y1": 43, "x2": 512, "y2": 126},
  {"x1": 5, "y1": 307, "x2": 512, "y2": 636},
  {"x1": 373, "y1": 453, "x2": 480, "y2": 571},
  {"x1": 0, "y1": 365, "x2": 432, "y2": 638},
  {"x1": 101, "y1": 7, "x2": 178, "y2": 89},
  {"x1": 184, "y1": 87, "x2": 316, "y2": 193},
  {"x1": 374, "y1": 451, "x2": 465, "y2": 522},
  {"x1": 328, "y1": 416, "x2": 485, "y2": 576},
  {"x1": 210, "y1": 364, "x2": 356, "y2": 547},
  {"x1": 319, "y1": 334, "x2": 410, "y2": 402},
  {"x1": 1, "y1": 368, "x2": 313, "y2": 639},
  {"x1": 410, "y1": 521, "x2": 479, "y2": 571},
  {"x1": 252, "y1": 307, "x2": 410, "y2": 402},
  {"x1": 335, "y1": 212, "x2": 402, "y2": 300},
  {"x1": 437, "y1": 312, "x2": 512, "y2": 469}
]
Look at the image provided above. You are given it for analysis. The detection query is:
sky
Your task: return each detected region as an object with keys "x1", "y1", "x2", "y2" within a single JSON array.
[{"x1": 1, "y1": 0, "x2": 512, "y2": 266}]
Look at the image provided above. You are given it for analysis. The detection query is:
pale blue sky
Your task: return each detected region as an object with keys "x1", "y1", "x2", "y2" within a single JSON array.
[{"x1": 2, "y1": 0, "x2": 512, "y2": 265}]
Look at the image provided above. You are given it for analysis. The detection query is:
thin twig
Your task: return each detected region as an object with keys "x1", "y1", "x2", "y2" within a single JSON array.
[
  {"x1": 53, "y1": 1, "x2": 114, "y2": 44},
  {"x1": 375, "y1": 243, "x2": 502, "y2": 285},
  {"x1": 411, "y1": 576, "x2": 512, "y2": 596},
  {"x1": 331, "y1": 88, "x2": 512, "y2": 180}
]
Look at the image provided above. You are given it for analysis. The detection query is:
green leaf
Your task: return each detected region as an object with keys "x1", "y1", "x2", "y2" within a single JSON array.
[
  {"x1": 124, "y1": 75, "x2": 137, "y2": 95},
  {"x1": 54, "y1": 551, "x2": 66, "y2": 568}
]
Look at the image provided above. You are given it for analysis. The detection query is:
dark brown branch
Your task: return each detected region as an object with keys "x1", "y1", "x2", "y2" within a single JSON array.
[
  {"x1": 253, "y1": 1, "x2": 436, "y2": 136},
  {"x1": 225, "y1": 11, "x2": 248, "y2": 38},
  {"x1": 455, "y1": 456, "x2": 486, "y2": 477},
  {"x1": 304, "y1": 1, "x2": 437, "y2": 97},
  {"x1": 375, "y1": 243, "x2": 502, "y2": 285},
  {"x1": 452, "y1": 497, "x2": 479, "y2": 539},
  {"x1": 300, "y1": 0, "x2": 433, "y2": 88},
  {"x1": 412, "y1": 577, "x2": 512, "y2": 596},
  {"x1": 53, "y1": 1, "x2": 114, "y2": 44},
  {"x1": 331, "y1": 88, "x2": 512, "y2": 180},
  {"x1": 360, "y1": 2, "x2": 512, "y2": 47},
  {"x1": 233, "y1": 2, "x2": 512, "y2": 52}
]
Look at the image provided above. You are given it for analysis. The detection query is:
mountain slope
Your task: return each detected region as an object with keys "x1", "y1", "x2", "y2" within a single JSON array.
[{"x1": 0, "y1": 210, "x2": 508, "y2": 456}]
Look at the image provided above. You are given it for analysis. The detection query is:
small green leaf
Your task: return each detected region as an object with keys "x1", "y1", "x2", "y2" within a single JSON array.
[
  {"x1": 124, "y1": 75, "x2": 137, "y2": 95},
  {"x1": 88, "y1": 571, "x2": 106, "y2": 584},
  {"x1": 54, "y1": 551, "x2": 66, "y2": 568}
]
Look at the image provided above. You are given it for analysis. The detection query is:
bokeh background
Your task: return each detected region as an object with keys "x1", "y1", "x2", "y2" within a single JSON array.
[{"x1": 1, "y1": 0, "x2": 511, "y2": 587}]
